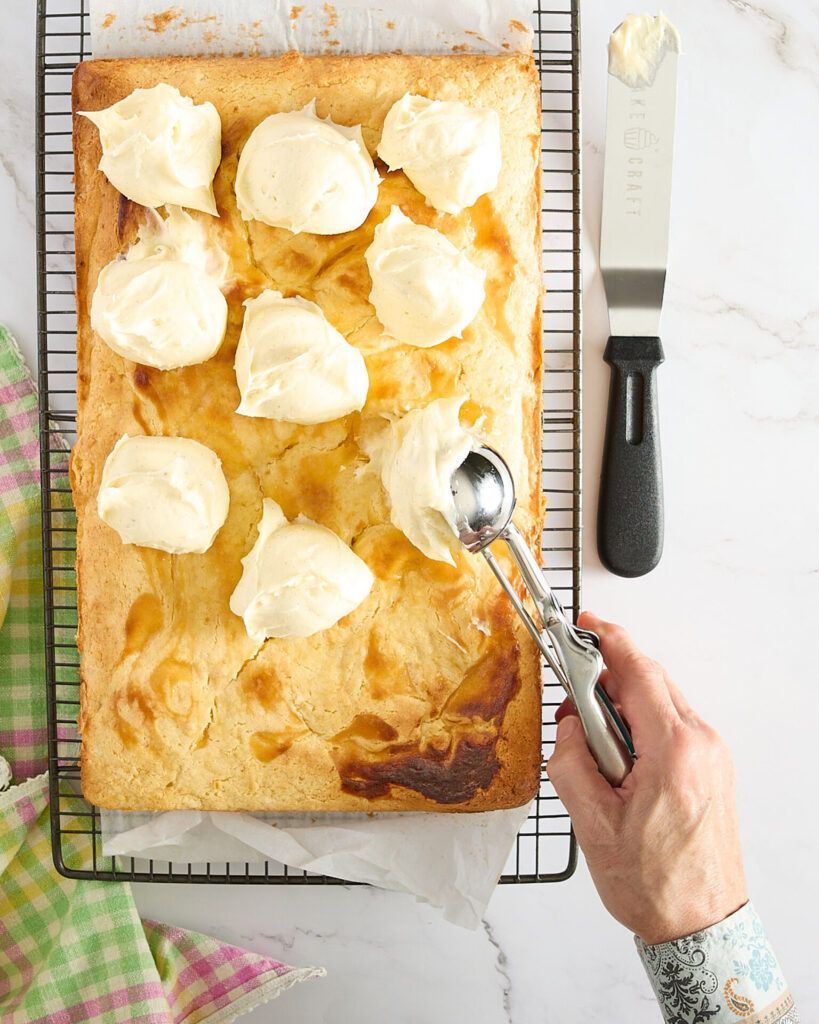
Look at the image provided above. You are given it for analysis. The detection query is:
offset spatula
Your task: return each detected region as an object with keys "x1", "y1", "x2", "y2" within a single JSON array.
[{"x1": 598, "y1": 17, "x2": 680, "y2": 577}]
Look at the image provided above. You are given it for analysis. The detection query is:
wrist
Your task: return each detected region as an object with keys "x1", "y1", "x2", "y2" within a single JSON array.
[
  {"x1": 635, "y1": 902, "x2": 796, "y2": 1024},
  {"x1": 636, "y1": 894, "x2": 749, "y2": 947}
]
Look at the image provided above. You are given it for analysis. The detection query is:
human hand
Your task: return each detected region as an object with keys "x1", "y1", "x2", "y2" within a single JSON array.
[{"x1": 546, "y1": 611, "x2": 748, "y2": 946}]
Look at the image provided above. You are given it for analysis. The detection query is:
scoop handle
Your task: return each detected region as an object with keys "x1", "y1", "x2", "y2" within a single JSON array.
[
  {"x1": 598, "y1": 336, "x2": 665, "y2": 578},
  {"x1": 501, "y1": 525, "x2": 634, "y2": 786}
]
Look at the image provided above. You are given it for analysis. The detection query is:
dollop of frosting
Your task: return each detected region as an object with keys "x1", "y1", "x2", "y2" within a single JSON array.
[
  {"x1": 97, "y1": 434, "x2": 230, "y2": 554},
  {"x1": 377, "y1": 397, "x2": 473, "y2": 565},
  {"x1": 235, "y1": 100, "x2": 380, "y2": 234},
  {"x1": 234, "y1": 290, "x2": 368, "y2": 424},
  {"x1": 127, "y1": 205, "x2": 231, "y2": 284},
  {"x1": 608, "y1": 13, "x2": 681, "y2": 87},
  {"x1": 79, "y1": 83, "x2": 222, "y2": 214},
  {"x1": 229, "y1": 498, "x2": 374, "y2": 641},
  {"x1": 364, "y1": 207, "x2": 485, "y2": 348},
  {"x1": 377, "y1": 93, "x2": 502, "y2": 214},
  {"x1": 90, "y1": 207, "x2": 229, "y2": 370}
]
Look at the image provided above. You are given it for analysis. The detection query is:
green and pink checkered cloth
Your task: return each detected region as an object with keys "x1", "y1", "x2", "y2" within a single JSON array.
[{"x1": 0, "y1": 325, "x2": 324, "y2": 1023}]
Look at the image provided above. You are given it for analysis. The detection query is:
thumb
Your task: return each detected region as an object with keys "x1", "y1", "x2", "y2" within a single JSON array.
[{"x1": 547, "y1": 715, "x2": 620, "y2": 827}]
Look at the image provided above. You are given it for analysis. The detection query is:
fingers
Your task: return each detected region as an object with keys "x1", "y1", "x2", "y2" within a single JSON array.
[
  {"x1": 555, "y1": 696, "x2": 575, "y2": 722},
  {"x1": 547, "y1": 715, "x2": 622, "y2": 826},
  {"x1": 578, "y1": 612, "x2": 683, "y2": 740},
  {"x1": 662, "y1": 673, "x2": 696, "y2": 720}
]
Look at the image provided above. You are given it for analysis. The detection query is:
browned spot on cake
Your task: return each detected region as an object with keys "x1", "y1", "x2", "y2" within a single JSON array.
[
  {"x1": 335, "y1": 269, "x2": 368, "y2": 297},
  {"x1": 124, "y1": 682, "x2": 157, "y2": 726},
  {"x1": 130, "y1": 366, "x2": 164, "y2": 433},
  {"x1": 470, "y1": 195, "x2": 515, "y2": 342},
  {"x1": 300, "y1": 481, "x2": 333, "y2": 521},
  {"x1": 116, "y1": 194, "x2": 142, "y2": 243},
  {"x1": 136, "y1": 549, "x2": 174, "y2": 607},
  {"x1": 386, "y1": 19, "x2": 395, "y2": 29},
  {"x1": 364, "y1": 632, "x2": 395, "y2": 700},
  {"x1": 250, "y1": 731, "x2": 295, "y2": 763},
  {"x1": 333, "y1": 713, "x2": 398, "y2": 748},
  {"x1": 101, "y1": 12, "x2": 115, "y2": 28},
  {"x1": 286, "y1": 250, "x2": 315, "y2": 274},
  {"x1": 290, "y1": 4, "x2": 304, "y2": 22},
  {"x1": 335, "y1": 730, "x2": 500, "y2": 803},
  {"x1": 443, "y1": 637, "x2": 520, "y2": 722},
  {"x1": 274, "y1": 438, "x2": 362, "y2": 525},
  {"x1": 324, "y1": 2, "x2": 338, "y2": 27},
  {"x1": 361, "y1": 345, "x2": 460, "y2": 412},
  {"x1": 113, "y1": 713, "x2": 138, "y2": 749},
  {"x1": 460, "y1": 398, "x2": 493, "y2": 432},
  {"x1": 471, "y1": 196, "x2": 513, "y2": 261},
  {"x1": 122, "y1": 593, "x2": 163, "y2": 659},
  {"x1": 149, "y1": 658, "x2": 194, "y2": 718},
  {"x1": 242, "y1": 669, "x2": 285, "y2": 712},
  {"x1": 364, "y1": 367, "x2": 400, "y2": 405},
  {"x1": 421, "y1": 351, "x2": 461, "y2": 397},
  {"x1": 364, "y1": 634, "x2": 390, "y2": 678},
  {"x1": 364, "y1": 529, "x2": 461, "y2": 584},
  {"x1": 509, "y1": 18, "x2": 528, "y2": 33}
]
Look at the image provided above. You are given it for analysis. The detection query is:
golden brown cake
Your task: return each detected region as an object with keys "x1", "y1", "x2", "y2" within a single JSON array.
[{"x1": 70, "y1": 52, "x2": 544, "y2": 812}]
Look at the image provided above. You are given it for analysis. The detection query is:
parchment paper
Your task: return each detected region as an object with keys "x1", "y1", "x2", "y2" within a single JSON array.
[
  {"x1": 91, "y1": 0, "x2": 533, "y2": 58},
  {"x1": 89, "y1": 0, "x2": 538, "y2": 930}
]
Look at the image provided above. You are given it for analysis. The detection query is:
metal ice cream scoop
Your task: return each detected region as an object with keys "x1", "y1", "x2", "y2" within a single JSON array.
[{"x1": 450, "y1": 444, "x2": 635, "y2": 786}]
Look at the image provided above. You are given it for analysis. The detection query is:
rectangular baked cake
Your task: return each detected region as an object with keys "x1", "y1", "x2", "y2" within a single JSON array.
[{"x1": 70, "y1": 52, "x2": 544, "y2": 811}]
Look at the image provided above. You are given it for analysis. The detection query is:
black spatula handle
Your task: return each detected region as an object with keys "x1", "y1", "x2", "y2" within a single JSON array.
[{"x1": 597, "y1": 336, "x2": 665, "y2": 578}]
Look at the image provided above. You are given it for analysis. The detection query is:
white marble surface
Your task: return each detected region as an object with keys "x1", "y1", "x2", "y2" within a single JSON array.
[{"x1": 2, "y1": 0, "x2": 818, "y2": 1019}]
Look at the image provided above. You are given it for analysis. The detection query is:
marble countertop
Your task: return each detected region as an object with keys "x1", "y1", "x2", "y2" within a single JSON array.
[{"x1": 1, "y1": 0, "x2": 817, "y2": 1019}]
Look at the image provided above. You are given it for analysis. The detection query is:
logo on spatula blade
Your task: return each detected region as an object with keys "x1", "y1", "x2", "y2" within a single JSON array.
[{"x1": 624, "y1": 127, "x2": 659, "y2": 150}]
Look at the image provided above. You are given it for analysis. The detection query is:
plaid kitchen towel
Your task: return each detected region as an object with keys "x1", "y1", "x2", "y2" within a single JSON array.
[{"x1": 0, "y1": 324, "x2": 324, "y2": 1023}]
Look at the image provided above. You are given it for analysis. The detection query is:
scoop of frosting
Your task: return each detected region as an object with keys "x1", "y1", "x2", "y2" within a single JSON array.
[
  {"x1": 377, "y1": 93, "x2": 502, "y2": 214},
  {"x1": 127, "y1": 205, "x2": 231, "y2": 285},
  {"x1": 364, "y1": 206, "x2": 485, "y2": 348},
  {"x1": 377, "y1": 397, "x2": 473, "y2": 565},
  {"x1": 234, "y1": 290, "x2": 368, "y2": 424},
  {"x1": 79, "y1": 83, "x2": 222, "y2": 214},
  {"x1": 229, "y1": 498, "x2": 374, "y2": 641},
  {"x1": 235, "y1": 100, "x2": 380, "y2": 234},
  {"x1": 97, "y1": 434, "x2": 230, "y2": 554},
  {"x1": 608, "y1": 13, "x2": 681, "y2": 87},
  {"x1": 91, "y1": 209, "x2": 229, "y2": 370}
]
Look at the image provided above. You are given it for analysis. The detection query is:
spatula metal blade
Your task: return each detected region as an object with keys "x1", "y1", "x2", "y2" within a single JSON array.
[{"x1": 600, "y1": 51, "x2": 679, "y2": 338}]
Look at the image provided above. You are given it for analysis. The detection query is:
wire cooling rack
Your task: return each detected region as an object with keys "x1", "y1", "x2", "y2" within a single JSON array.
[{"x1": 37, "y1": 0, "x2": 581, "y2": 884}]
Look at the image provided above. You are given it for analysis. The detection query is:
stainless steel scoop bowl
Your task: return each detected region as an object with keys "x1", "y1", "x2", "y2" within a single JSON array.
[{"x1": 450, "y1": 444, "x2": 635, "y2": 786}]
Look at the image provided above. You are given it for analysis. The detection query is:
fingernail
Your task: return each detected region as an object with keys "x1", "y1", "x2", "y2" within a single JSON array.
[{"x1": 556, "y1": 715, "x2": 580, "y2": 743}]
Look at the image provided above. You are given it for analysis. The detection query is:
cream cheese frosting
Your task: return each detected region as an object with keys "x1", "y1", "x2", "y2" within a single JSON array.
[
  {"x1": 229, "y1": 498, "x2": 374, "y2": 642},
  {"x1": 127, "y1": 205, "x2": 231, "y2": 284},
  {"x1": 90, "y1": 207, "x2": 229, "y2": 370},
  {"x1": 377, "y1": 93, "x2": 502, "y2": 214},
  {"x1": 97, "y1": 434, "x2": 230, "y2": 554},
  {"x1": 377, "y1": 397, "x2": 473, "y2": 565},
  {"x1": 608, "y1": 12, "x2": 681, "y2": 87},
  {"x1": 234, "y1": 290, "x2": 368, "y2": 424},
  {"x1": 364, "y1": 207, "x2": 485, "y2": 348},
  {"x1": 79, "y1": 83, "x2": 222, "y2": 214},
  {"x1": 235, "y1": 100, "x2": 380, "y2": 234}
]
